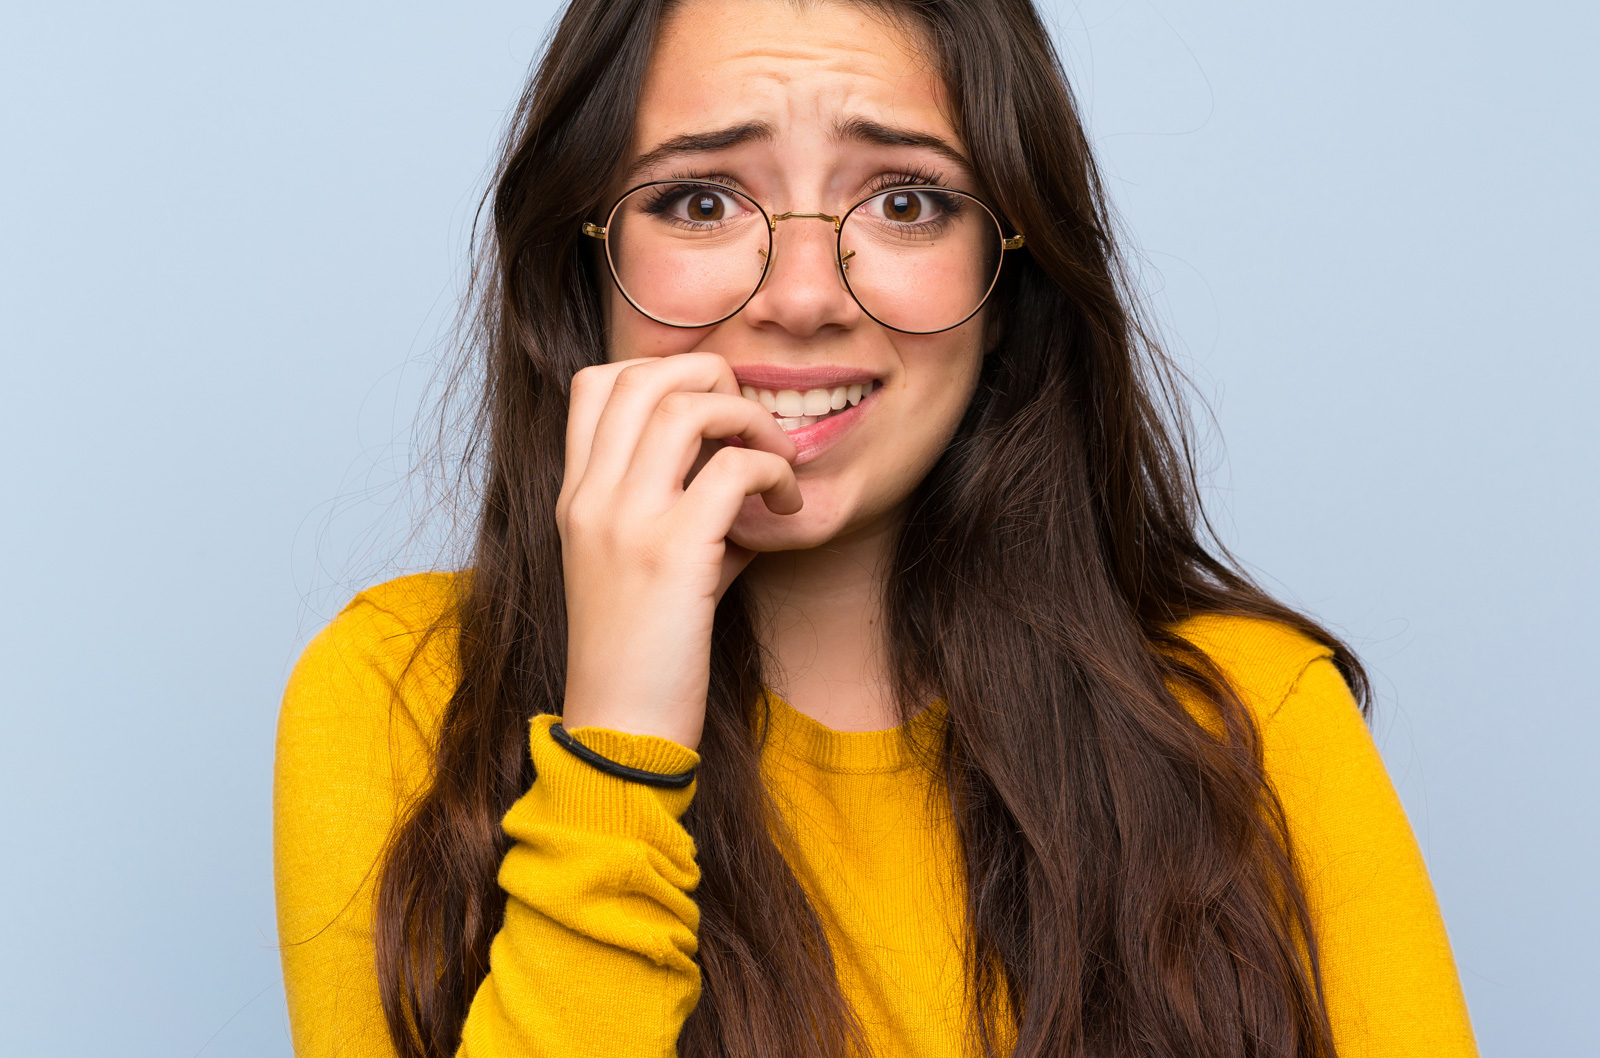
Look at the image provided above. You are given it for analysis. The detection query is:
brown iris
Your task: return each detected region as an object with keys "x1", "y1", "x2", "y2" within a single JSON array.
[
  {"x1": 689, "y1": 193, "x2": 724, "y2": 221},
  {"x1": 883, "y1": 191, "x2": 921, "y2": 222}
]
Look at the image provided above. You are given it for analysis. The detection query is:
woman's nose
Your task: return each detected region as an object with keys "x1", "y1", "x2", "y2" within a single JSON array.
[{"x1": 740, "y1": 217, "x2": 861, "y2": 336}]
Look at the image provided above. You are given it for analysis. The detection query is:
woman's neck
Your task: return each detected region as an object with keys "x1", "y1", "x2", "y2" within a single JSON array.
[{"x1": 740, "y1": 512, "x2": 902, "y2": 733}]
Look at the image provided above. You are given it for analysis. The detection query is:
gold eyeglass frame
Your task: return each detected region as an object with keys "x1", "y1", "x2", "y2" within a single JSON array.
[{"x1": 582, "y1": 180, "x2": 1026, "y2": 335}]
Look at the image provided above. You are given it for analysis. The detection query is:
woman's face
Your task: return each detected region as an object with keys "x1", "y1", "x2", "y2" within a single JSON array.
[{"x1": 605, "y1": 0, "x2": 988, "y2": 553}]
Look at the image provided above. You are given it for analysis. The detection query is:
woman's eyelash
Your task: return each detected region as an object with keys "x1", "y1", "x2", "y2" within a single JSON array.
[
  {"x1": 638, "y1": 173, "x2": 747, "y2": 216},
  {"x1": 864, "y1": 167, "x2": 949, "y2": 193},
  {"x1": 655, "y1": 169, "x2": 744, "y2": 191}
]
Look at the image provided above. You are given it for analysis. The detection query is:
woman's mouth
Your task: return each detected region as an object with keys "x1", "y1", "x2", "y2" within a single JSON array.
[
  {"x1": 731, "y1": 377, "x2": 881, "y2": 465},
  {"x1": 739, "y1": 380, "x2": 879, "y2": 431}
]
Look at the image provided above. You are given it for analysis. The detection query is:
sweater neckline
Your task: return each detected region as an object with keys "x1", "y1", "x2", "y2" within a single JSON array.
[{"x1": 759, "y1": 686, "x2": 947, "y2": 774}]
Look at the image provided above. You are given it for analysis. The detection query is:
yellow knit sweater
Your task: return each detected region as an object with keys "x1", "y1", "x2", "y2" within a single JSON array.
[{"x1": 273, "y1": 572, "x2": 1477, "y2": 1057}]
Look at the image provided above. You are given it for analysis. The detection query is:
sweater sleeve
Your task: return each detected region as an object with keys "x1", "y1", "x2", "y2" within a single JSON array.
[
  {"x1": 274, "y1": 583, "x2": 704, "y2": 1058},
  {"x1": 1262, "y1": 657, "x2": 1478, "y2": 1058},
  {"x1": 457, "y1": 715, "x2": 702, "y2": 1056}
]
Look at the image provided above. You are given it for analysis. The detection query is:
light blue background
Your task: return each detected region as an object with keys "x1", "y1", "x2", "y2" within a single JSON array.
[{"x1": 1, "y1": 2, "x2": 1593, "y2": 1054}]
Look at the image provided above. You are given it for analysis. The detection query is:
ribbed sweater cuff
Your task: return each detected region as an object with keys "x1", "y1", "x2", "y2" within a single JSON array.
[{"x1": 525, "y1": 714, "x2": 701, "y2": 837}]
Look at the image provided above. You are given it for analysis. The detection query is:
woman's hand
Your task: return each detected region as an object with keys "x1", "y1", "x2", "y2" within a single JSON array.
[{"x1": 556, "y1": 353, "x2": 801, "y2": 751}]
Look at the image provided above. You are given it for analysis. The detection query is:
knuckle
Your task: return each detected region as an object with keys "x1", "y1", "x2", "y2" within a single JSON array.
[
  {"x1": 707, "y1": 445, "x2": 761, "y2": 480},
  {"x1": 611, "y1": 361, "x2": 651, "y2": 391},
  {"x1": 563, "y1": 492, "x2": 600, "y2": 531},
  {"x1": 570, "y1": 364, "x2": 605, "y2": 395},
  {"x1": 657, "y1": 391, "x2": 697, "y2": 419},
  {"x1": 565, "y1": 494, "x2": 636, "y2": 547}
]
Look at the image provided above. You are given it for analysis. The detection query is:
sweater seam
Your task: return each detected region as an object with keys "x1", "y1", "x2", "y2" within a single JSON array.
[{"x1": 1264, "y1": 650, "x2": 1333, "y2": 724}]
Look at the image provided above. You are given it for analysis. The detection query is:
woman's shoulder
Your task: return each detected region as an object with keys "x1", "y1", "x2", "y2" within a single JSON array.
[
  {"x1": 273, "y1": 572, "x2": 470, "y2": 1009},
  {"x1": 1164, "y1": 611, "x2": 1345, "y2": 725},
  {"x1": 337, "y1": 569, "x2": 465, "y2": 634},
  {"x1": 280, "y1": 571, "x2": 467, "y2": 751}
]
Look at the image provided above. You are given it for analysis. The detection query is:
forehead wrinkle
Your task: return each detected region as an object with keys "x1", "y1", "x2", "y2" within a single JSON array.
[{"x1": 632, "y1": 0, "x2": 959, "y2": 187}]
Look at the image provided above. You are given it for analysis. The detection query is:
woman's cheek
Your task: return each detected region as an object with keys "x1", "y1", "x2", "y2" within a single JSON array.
[{"x1": 605, "y1": 299, "x2": 708, "y2": 362}]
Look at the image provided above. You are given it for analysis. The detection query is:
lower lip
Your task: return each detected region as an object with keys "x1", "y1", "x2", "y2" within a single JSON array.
[{"x1": 783, "y1": 386, "x2": 877, "y2": 465}]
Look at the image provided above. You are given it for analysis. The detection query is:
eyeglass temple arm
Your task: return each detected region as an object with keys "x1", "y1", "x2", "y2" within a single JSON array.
[{"x1": 583, "y1": 222, "x2": 607, "y2": 239}]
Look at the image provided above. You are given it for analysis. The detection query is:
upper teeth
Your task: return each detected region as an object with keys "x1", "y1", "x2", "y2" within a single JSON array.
[{"x1": 739, "y1": 381, "x2": 876, "y2": 419}]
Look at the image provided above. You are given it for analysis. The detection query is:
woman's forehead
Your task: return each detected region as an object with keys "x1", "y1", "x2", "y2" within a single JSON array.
[{"x1": 633, "y1": 0, "x2": 960, "y2": 169}]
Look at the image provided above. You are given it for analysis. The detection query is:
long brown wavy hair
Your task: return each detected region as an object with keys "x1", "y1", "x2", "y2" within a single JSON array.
[{"x1": 373, "y1": 1, "x2": 1371, "y2": 1055}]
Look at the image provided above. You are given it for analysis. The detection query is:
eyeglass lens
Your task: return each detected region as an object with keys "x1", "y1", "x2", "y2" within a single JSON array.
[{"x1": 604, "y1": 182, "x2": 1005, "y2": 333}]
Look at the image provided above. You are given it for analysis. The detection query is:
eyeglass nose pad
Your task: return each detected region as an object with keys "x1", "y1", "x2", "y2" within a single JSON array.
[
  {"x1": 755, "y1": 246, "x2": 772, "y2": 293},
  {"x1": 752, "y1": 234, "x2": 854, "y2": 295}
]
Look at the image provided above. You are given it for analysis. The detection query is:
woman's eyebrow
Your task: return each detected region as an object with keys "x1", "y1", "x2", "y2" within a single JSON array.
[
  {"x1": 623, "y1": 117, "x2": 971, "y2": 180},
  {"x1": 627, "y1": 121, "x2": 775, "y2": 179},
  {"x1": 833, "y1": 117, "x2": 972, "y2": 171}
]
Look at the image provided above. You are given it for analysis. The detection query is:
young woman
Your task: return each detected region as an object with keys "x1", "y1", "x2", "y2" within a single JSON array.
[{"x1": 273, "y1": 1, "x2": 1478, "y2": 1055}]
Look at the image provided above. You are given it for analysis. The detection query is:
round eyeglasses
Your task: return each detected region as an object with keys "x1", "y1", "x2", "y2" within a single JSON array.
[{"x1": 582, "y1": 180, "x2": 1026, "y2": 335}]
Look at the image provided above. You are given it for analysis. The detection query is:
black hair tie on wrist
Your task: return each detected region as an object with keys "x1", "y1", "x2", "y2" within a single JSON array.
[{"x1": 549, "y1": 722, "x2": 697, "y2": 789}]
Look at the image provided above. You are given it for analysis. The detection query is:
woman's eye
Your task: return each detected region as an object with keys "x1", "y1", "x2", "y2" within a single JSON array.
[
  {"x1": 673, "y1": 188, "x2": 740, "y2": 222},
  {"x1": 875, "y1": 189, "x2": 939, "y2": 224}
]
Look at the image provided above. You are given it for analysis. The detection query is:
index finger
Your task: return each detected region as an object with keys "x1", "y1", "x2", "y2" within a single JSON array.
[
  {"x1": 580, "y1": 353, "x2": 757, "y2": 490},
  {"x1": 563, "y1": 357, "x2": 664, "y2": 489}
]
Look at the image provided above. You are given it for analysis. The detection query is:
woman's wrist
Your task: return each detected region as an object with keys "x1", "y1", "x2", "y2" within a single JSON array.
[{"x1": 560, "y1": 683, "x2": 705, "y2": 751}]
